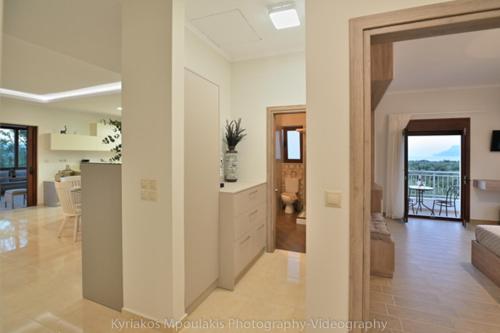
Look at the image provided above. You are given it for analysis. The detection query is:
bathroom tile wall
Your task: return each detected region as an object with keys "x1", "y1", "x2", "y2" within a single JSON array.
[{"x1": 282, "y1": 163, "x2": 305, "y2": 205}]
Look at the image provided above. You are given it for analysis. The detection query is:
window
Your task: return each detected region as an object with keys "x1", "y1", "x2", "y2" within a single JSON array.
[
  {"x1": 284, "y1": 126, "x2": 303, "y2": 163},
  {"x1": 0, "y1": 126, "x2": 28, "y2": 170}
]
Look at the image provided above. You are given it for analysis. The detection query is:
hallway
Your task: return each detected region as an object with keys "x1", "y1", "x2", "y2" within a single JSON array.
[{"x1": 0, "y1": 206, "x2": 305, "y2": 333}]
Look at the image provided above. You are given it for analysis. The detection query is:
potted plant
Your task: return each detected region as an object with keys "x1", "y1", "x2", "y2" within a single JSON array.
[
  {"x1": 224, "y1": 118, "x2": 246, "y2": 182},
  {"x1": 101, "y1": 119, "x2": 122, "y2": 162}
]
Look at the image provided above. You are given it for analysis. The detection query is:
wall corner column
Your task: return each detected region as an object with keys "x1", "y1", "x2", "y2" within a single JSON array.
[{"x1": 121, "y1": 0, "x2": 185, "y2": 322}]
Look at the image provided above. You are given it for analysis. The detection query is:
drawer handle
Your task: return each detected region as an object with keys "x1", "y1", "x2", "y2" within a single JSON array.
[
  {"x1": 257, "y1": 224, "x2": 265, "y2": 231},
  {"x1": 248, "y1": 190, "x2": 258, "y2": 197},
  {"x1": 240, "y1": 235, "x2": 251, "y2": 245}
]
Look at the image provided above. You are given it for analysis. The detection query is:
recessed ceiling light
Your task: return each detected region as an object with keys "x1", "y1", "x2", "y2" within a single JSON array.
[
  {"x1": 269, "y1": 2, "x2": 300, "y2": 30},
  {"x1": 117, "y1": 107, "x2": 123, "y2": 111}
]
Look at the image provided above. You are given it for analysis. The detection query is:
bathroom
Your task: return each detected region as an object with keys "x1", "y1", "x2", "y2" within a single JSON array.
[{"x1": 273, "y1": 110, "x2": 306, "y2": 253}]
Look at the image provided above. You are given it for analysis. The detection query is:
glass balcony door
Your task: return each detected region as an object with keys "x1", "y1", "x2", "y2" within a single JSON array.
[{"x1": 403, "y1": 118, "x2": 470, "y2": 225}]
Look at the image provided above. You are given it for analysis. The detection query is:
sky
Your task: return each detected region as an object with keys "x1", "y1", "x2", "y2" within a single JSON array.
[{"x1": 408, "y1": 135, "x2": 461, "y2": 161}]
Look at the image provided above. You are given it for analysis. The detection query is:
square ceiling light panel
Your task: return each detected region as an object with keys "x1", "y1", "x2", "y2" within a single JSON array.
[
  {"x1": 190, "y1": 9, "x2": 261, "y2": 48},
  {"x1": 269, "y1": 2, "x2": 301, "y2": 30}
]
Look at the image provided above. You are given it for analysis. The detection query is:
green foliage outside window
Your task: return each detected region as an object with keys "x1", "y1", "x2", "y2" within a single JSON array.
[{"x1": 408, "y1": 160, "x2": 459, "y2": 172}]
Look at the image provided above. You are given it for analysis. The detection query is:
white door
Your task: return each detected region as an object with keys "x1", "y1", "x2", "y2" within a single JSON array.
[{"x1": 184, "y1": 70, "x2": 220, "y2": 309}]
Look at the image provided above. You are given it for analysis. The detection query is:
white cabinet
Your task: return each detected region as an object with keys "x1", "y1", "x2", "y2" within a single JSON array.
[
  {"x1": 219, "y1": 182, "x2": 266, "y2": 290},
  {"x1": 49, "y1": 123, "x2": 118, "y2": 152},
  {"x1": 50, "y1": 133, "x2": 108, "y2": 151}
]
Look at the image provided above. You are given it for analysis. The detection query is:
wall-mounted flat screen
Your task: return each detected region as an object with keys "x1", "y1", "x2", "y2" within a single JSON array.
[{"x1": 491, "y1": 131, "x2": 500, "y2": 152}]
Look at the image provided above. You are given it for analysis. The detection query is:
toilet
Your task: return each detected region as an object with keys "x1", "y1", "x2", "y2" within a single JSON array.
[{"x1": 281, "y1": 177, "x2": 299, "y2": 214}]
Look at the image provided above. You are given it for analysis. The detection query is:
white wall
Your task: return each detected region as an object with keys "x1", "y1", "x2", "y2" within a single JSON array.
[
  {"x1": 186, "y1": 34, "x2": 305, "y2": 182},
  {"x1": 185, "y1": 28, "x2": 230, "y2": 130},
  {"x1": 306, "y1": 0, "x2": 447, "y2": 330},
  {"x1": 121, "y1": 0, "x2": 185, "y2": 321},
  {"x1": 231, "y1": 52, "x2": 306, "y2": 181},
  {"x1": 1, "y1": 98, "x2": 118, "y2": 203},
  {"x1": 375, "y1": 86, "x2": 500, "y2": 221}
]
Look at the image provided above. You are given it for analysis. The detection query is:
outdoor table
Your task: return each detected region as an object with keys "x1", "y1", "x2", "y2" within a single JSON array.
[{"x1": 409, "y1": 185, "x2": 434, "y2": 214}]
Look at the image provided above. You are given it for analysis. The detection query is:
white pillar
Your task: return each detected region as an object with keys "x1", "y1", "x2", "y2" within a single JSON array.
[{"x1": 121, "y1": 0, "x2": 185, "y2": 321}]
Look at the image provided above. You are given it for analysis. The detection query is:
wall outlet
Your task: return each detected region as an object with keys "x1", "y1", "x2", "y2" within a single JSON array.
[{"x1": 325, "y1": 190, "x2": 342, "y2": 208}]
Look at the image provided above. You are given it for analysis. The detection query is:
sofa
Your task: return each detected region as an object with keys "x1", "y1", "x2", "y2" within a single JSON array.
[
  {"x1": 371, "y1": 184, "x2": 395, "y2": 278},
  {"x1": 0, "y1": 169, "x2": 28, "y2": 196}
]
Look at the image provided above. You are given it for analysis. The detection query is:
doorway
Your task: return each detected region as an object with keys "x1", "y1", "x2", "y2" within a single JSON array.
[
  {"x1": 0, "y1": 124, "x2": 37, "y2": 210},
  {"x1": 404, "y1": 118, "x2": 470, "y2": 224},
  {"x1": 349, "y1": 1, "x2": 500, "y2": 325},
  {"x1": 267, "y1": 105, "x2": 306, "y2": 253}
]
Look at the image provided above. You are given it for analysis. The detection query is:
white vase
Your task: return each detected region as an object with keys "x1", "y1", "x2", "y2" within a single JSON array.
[{"x1": 224, "y1": 150, "x2": 239, "y2": 182}]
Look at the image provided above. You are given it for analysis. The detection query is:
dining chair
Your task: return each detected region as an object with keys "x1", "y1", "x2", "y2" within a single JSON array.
[
  {"x1": 55, "y1": 179, "x2": 81, "y2": 242},
  {"x1": 60, "y1": 175, "x2": 81, "y2": 188}
]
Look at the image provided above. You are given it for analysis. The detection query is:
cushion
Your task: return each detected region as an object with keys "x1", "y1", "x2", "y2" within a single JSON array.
[
  {"x1": 0, "y1": 170, "x2": 9, "y2": 183},
  {"x1": 371, "y1": 214, "x2": 392, "y2": 242},
  {"x1": 15, "y1": 169, "x2": 27, "y2": 179}
]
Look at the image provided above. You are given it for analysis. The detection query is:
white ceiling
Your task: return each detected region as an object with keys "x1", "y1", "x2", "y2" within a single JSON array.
[
  {"x1": 48, "y1": 93, "x2": 122, "y2": 116},
  {"x1": 2, "y1": 33, "x2": 120, "y2": 94},
  {"x1": 390, "y1": 28, "x2": 500, "y2": 92},
  {"x1": 185, "y1": 0, "x2": 305, "y2": 61},
  {"x1": 4, "y1": 0, "x2": 122, "y2": 73},
  {"x1": 3, "y1": 1, "x2": 500, "y2": 114}
]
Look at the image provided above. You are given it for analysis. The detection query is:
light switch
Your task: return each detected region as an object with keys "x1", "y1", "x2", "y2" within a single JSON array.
[
  {"x1": 141, "y1": 179, "x2": 156, "y2": 190},
  {"x1": 140, "y1": 179, "x2": 158, "y2": 201},
  {"x1": 325, "y1": 190, "x2": 342, "y2": 208}
]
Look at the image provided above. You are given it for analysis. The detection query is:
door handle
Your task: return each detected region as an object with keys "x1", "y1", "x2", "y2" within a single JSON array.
[{"x1": 274, "y1": 188, "x2": 279, "y2": 192}]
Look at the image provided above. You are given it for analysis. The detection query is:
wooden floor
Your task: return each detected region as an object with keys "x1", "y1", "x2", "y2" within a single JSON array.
[
  {"x1": 370, "y1": 218, "x2": 500, "y2": 333},
  {"x1": 276, "y1": 212, "x2": 306, "y2": 253}
]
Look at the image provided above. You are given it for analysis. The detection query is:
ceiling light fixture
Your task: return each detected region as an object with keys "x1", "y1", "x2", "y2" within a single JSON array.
[
  {"x1": 117, "y1": 107, "x2": 123, "y2": 111},
  {"x1": 0, "y1": 82, "x2": 122, "y2": 103},
  {"x1": 268, "y1": 2, "x2": 300, "y2": 30}
]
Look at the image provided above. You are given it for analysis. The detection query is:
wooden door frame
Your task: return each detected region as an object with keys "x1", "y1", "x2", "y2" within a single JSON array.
[
  {"x1": 27, "y1": 126, "x2": 38, "y2": 206},
  {"x1": 403, "y1": 118, "x2": 471, "y2": 224},
  {"x1": 349, "y1": 0, "x2": 500, "y2": 325},
  {"x1": 266, "y1": 105, "x2": 306, "y2": 253},
  {"x1": 0, "y1": 123, "x2": 38, "y2": 207}
]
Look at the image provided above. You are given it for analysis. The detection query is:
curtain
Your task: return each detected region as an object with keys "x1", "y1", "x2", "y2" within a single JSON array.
[{"x1": 385, "y1": 114, "x2": 411, "y2": 219}]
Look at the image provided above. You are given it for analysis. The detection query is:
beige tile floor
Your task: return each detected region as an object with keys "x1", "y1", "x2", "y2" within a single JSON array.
[
  {"x1": 3, "y1": 206, "x2": 500, "y2": 333},
  {"x1": 0, "y1": 206, "x2": 305, "y2": 333},
  {"x1": 370, "y1": 218, "x2": 500, "y2": 333}
]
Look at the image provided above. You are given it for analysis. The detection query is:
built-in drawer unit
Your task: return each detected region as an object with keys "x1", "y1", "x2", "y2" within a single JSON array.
[{"x1": 219, "y1": 182, "x2": 267, "y2": 290}]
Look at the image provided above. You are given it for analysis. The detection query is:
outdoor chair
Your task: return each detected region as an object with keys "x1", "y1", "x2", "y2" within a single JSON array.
[{"x1": 432, "y1": 185, "x2": 459, "y2": 217}]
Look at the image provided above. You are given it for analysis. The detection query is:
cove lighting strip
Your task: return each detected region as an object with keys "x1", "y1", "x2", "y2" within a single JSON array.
[{"x1": 0, "y1": 81, "x2": 122, "y2": 103}]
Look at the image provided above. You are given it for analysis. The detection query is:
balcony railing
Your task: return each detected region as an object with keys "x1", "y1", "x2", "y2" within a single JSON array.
[{"x1": 408, "y1": 170, "x2": 461, "y2": 199}]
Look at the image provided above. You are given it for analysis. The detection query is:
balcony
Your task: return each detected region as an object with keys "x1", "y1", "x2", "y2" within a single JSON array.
[{"x1": 408, "y1": 170, "x2": 461, "y2": 218}]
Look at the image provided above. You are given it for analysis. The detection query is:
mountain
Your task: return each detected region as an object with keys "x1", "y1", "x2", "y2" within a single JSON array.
[{"x1": 433, "y1": 145, "x2": 460, "y2": 159}]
